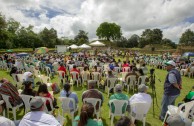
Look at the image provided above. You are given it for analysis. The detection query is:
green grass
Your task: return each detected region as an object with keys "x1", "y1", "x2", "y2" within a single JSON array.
[{"x1": 0, "y1": 67, "x2": 194, "y2": 126}]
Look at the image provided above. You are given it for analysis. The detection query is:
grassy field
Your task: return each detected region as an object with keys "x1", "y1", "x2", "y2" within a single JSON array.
[{"x1": 0, "y1": 66, "x2": 193, "y2": 126}]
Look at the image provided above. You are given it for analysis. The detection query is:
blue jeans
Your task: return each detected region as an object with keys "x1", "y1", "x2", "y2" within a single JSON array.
[{"x1": 160, "y1": 94, "x2": 179, "y2": 119}]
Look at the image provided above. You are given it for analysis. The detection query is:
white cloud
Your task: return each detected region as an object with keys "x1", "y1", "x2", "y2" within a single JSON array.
[{"x1": 1, "y1": 0, "x2": 194, "y2": 43}]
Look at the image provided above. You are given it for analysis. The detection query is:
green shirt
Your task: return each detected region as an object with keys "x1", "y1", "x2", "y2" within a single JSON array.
[
  {"x1": 109, "y1": 93, "x2": 129, "y2": 113},
  {"x1": 73, "y1": 116, "x2": 103, "y2": 126},
  {"x1": 186, "y1": 91, "x2": 194, "y2": 100}
]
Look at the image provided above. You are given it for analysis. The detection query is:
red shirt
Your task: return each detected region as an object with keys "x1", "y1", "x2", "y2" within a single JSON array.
[
  {"x1": 70, "y1": 68, "x2": 80, "y2": 74},
  {"x1": 122, "y1": 63, "x2": 129, "y2": 67},
  {"x1": 58, "y1": 66, "x2": 67, "y2": 77},
  {"x1": 45, "y1": 92, "x2": 52, "y2": 105}
]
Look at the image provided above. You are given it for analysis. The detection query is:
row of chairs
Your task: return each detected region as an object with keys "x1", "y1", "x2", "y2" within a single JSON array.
[{"x1": 1, "y1": 93, "x2": 150, "y2": 126}]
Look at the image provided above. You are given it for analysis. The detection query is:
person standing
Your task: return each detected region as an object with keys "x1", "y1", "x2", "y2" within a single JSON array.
[{"x1": 159, "y1": 60, "x2": 182, "y2": 121}]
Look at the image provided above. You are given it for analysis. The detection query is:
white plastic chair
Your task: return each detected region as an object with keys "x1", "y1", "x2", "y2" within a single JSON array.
[
  {"x1": 126, "y1": 75, "x2": 136, "y2": 93},
  {"x1": 83, "y1": 98, "x2": 102, "y2": 120},
  {"x1": 59, "y1": 97, "x2": 78, "y2": 125},
  {"x1": 119, "y1": 72, "x2": 129, "y2": 82},
  {"x1": 77, "y1": 67, "x2": 84, "y2": 73},
  {"x1": 20, "y1": 94, "x2": 33, "y2": 114},
  {"x1": 40, "y1": 75, "x2": 52, "y2": 87},
  {"x1": 137, "y1": 75, "x2": 148, "y2": 85},
  {"x1": 12, "y1": 74, "x2": 24, "y2": 89},
  {"x1": 130, "y1": 102, "x2": 151, "y2": 126},
  {"x1": 81, "y1": 72, "x2": 90, "y2": 84},
  {"x1": 163, "y1": 101, "x2": 194, "y2": 125},
  {"x1": 57, "y1": 71, "x2": 66, "y2": 85},
  {"x1": 1, "y1": 94, "x2": 23, "y2": 121},
  {"x1": 92, "y1": 72, "x2": 101, "y2": 88},
  {"x1": 122, "y1": 67, "x2": 130, "y2": 72},
  {"x1": 70, "y1": 72, "x2": 80, "y2": 87},
  {"x1": 106, "y1": 78, "x2": 118, "y2": 97},
  {"x1": 109, "y1": 99, "x2": 128, "y2": 126},
  {"x1": 113, "y1": 67, "x2": 120, "y2": 76},
  {"x1": 188, "y1": 67, "x2": 194, "y2": 78}
]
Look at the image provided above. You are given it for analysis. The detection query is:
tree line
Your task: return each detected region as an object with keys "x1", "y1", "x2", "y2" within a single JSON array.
[{"x1": 1, "y1": 13, "x2": 194, "y2": 49}]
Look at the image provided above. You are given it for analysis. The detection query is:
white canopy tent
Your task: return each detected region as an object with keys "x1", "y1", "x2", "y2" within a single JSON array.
[
  {"x1": 89, "y1": 41, "x2": 105, "y2": 47},
  {"x1": 79, "y1": 44, "x2": 91, "y2": 49},
  {"x1": 67, "y1": 44, "x2": 78, "y2": 49}
]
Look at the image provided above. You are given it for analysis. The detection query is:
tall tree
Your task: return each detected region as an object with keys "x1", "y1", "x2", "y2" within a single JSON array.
[
  {"x1": 161, "y1": 38, "x2": 177, "y2": 49},
  {"x1": 39, "y1": 28, "x2": 58, "y2": 47},
  {"x1": 0, "y1": 13, "x2": 8, "y2": 49},
  {"x1": 96, "y1": 22, "x2": 122, "y2": 41},
  {"x1": 139, "y1": 28, "x2": 163, "y2": 48},
  {"x1": 115, "y1": 36, "x2": 128, "y2": 48},
  {"x1": 128, "y1": 34, "x2": 140, "y2": 48},
  {"x1": 74, "y1": 30, "x2": 89, "y2": 45},
  {"x1": 179, "y1": 29, "x2": 194, "y2": 45}
]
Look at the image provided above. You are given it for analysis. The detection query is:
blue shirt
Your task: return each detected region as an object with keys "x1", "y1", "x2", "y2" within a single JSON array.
[{"x1": 60, "y1": 90, "x2": 79, "y2": 109}]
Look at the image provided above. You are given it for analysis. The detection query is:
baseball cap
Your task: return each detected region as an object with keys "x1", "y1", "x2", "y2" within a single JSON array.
[
  {"x1": 165, "y1": 60, "x2": 176, "y2": 67},
  {"x1": 138, "y1": 84, "x2": 148, "y2": 92},
  {"x1": 115, "y1": 84, "x2": 122, "y2": 93},
  {"x1": 166, "y1": 114, "x2": 192, "y2": 126},
  {"x1": 0, "y1": 100, "x2": 4, "y2": 105},
  {"x1": 30, "y1": 97, "x2": 44, "y2": 110}
]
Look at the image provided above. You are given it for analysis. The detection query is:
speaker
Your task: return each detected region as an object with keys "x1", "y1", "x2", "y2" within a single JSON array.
[{"x1": 151, "y1": 47, "x2": 155, "y2": 52}]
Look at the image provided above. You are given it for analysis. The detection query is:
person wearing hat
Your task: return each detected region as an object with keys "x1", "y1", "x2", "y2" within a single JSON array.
[
  {"x1": 109, "y1": 84, "x2": 129, "y2": 113},
  {"x1": 19, "y1": 97, "x2": 61, "y2": 126},
  {"x1": 129, "y1": 84, "x2": 152, "y2": 106},
  {"x1": 160, "y1": 60, "x2": 182, "y2": 121},
  {"x1": 0, "y1": 100, "x2": 15, "y2": 126},
  {"x1": 82, "y1": 80, "x2": 103, "y2": 110},
  {"x1": 165, "y1": 114, "x2": 192, "y2": 126},
  {"x1": 23, "y1": 71, "x2": 35, "y2": 88}
]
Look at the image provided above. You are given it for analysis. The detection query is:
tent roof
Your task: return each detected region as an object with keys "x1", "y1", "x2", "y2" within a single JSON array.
[
  {"x1": 79, "y1": 44, "x2": 91, "y2": 49},
  {"x1": 68, "y1": 44, "x2": 78, "y2": 49},
  {"x1": 89, "y1": 41, "x2": 105, "y2": 46}
]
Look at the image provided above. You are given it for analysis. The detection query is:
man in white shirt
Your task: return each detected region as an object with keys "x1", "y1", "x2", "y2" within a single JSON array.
[
  {"x1": 0, "y1": 100, "x2": 15, "y2": 126},
  {"x1": 129, "y1": 84, "x2": 152, "y2": 110},
  {"x1": 19, "y1": 97, "x2": 61, "y2": 126}
]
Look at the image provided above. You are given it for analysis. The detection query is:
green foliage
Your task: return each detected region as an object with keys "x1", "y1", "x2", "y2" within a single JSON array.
[
  {"x1": 74, "y1": 30, "x2": 89, "y2": 45},
  {"x1": 161, "y1": 38, "x2": 177, "y2": 49},
  {"x1": 128, "y1": 34, "x2": 139, "y2": 48},
  {"x1": 139, "y1": 28, "x2": 163, "y2": 48},
  {"x1": 96, "y1": 22, "x2": 122, "y2": 41},
  {"x1": 179, "y1": 29, "x2": 194, "y2": 45}
]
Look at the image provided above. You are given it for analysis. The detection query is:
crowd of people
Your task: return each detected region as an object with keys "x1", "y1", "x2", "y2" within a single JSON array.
[{"x1": 0, "y1": 50, "x2": 194, "y2": 126}]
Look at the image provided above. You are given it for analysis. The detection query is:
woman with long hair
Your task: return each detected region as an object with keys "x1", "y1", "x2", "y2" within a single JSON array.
[
  {"x1": 73, "y1": 103, "x2": 103, "y2": 126},
  {"x1": 60, "y1": 83, "x2": 78, "y2": 110},
  {"x1": 37, "y1": 83, "x2": 55, "y2": 111}
]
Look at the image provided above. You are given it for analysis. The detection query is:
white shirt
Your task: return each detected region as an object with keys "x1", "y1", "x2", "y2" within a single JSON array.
[
  {"x1": 129, "y1": 93, "x2": 152, "y2": 105},
  {"x1": 23, "y1": 72, "x2": 32, "y2": 81},
  {"x1": 129, "y1": 93, "x2": 152, "y2": 113},
  {"x1": 0, "y1": 116, "x2": 15, "y2": 126},
  {"x1": 19, "y1": 111, "x2": 61, "y2": 126}
]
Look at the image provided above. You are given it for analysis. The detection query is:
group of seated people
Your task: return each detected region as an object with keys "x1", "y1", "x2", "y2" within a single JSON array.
[{"x1": 2, "y1": 52, "x2": 194, "y2": 126}]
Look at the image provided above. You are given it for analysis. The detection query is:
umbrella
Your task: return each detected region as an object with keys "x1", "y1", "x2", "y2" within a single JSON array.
[
  {"x1": 67, "y1": 44, "x2": 78, "y2": 49},
  {"x1": 6, "y1": 49, "x2": 13, "y2": 52},
  {"x1": 89, "y1": 41, "x2": 105, "y2": 47},
  {"x1": 35, "y1": 47, "x2": 49, "y2": 54},
  {"x1": 79, "y1": 44, "x2": 91, "y2": 49},
  {"x1": 182, "y1": 52, "x2": 194, "y2": 57},
  {"x1": 16, "y1": 52, "x2": 29, "y2": 57}
]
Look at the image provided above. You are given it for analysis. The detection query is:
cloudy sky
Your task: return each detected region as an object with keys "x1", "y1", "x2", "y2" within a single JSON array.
[{"x1": 1, "y1": 0, "x2": 194, "y2": 43}]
